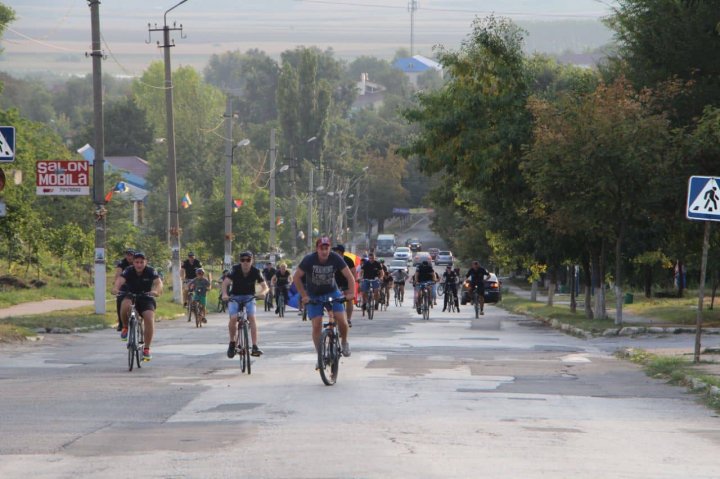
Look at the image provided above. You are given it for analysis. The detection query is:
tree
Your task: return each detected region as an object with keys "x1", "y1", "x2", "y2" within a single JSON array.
[
  {"x1": 523, "y1": 79, "x2": 679, "y2": 322},
  {"x1": 605, "y1": 0, "x2": 720, "y2": 125},
  {"x1": 204, "y1": 49, "x2": 280, "y2": 124}
]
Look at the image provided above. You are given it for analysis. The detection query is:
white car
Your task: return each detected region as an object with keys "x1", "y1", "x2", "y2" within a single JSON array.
[
  {"x1": 393, "y1": 246, "x2": 412, "y2": 261},
  {"x1": 435, "y1": 251, "x2": 453, "y2": 266},
  {"x1": 387, "y1": 259, "x2": 409, "y2": 275}
]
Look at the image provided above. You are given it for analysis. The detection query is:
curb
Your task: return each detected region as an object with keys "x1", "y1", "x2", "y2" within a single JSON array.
[{"x1": 617, "y1": 347, "x2": 720, "y2": 405}]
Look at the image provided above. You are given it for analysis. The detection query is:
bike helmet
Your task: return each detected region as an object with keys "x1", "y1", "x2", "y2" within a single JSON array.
[
  {"x1": 196, "y1": 268, "x2": 205, "y2": 274},
  {"x1": 133, "y1": 251, "x2": 146, "y2": 259},
  {"x1": 239, "y1": 251, "x2": 253, "y2": 258},
  {"x1": 379, "y1": 258, "x2": 385, "y2": 263},
  {"x1": 421, "y1": 260, "x2": 429, "y2": 266}
]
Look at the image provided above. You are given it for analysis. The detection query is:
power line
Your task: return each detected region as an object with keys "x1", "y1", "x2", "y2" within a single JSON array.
[{"x1": 294, "y1": 0, "x2": 609, "y2": 19}]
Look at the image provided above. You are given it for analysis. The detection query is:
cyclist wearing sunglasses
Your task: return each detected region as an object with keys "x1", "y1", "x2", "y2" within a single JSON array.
[
  {"x1": 222, "y1": 251, "x2": 269, "y2": 358},
  {"x1": 293, "y1": 236, "x2": 356, "y2": 358}
]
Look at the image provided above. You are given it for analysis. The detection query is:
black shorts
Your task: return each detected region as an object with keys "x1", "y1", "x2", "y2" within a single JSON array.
[{"x1": 133, "y1": 297, "x2": 157, "y2": 315}]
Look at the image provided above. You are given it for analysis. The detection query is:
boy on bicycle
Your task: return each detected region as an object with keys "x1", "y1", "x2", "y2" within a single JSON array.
[
  {"x1": 413, "y1": 260, "x2": 437, "y2": 314},
  {"x1": 191, "y1": 268, "x2": 211, "y2": 323}
]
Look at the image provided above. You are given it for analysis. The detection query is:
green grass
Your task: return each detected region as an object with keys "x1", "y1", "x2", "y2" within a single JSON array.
[
  {"x1": 499, "y1": 293, "x2": 617, "y2": 332},
  {"x1": 0, "y1": 293, "x2": 188, "y2": 341},
  {"x1": 0, "y1": 286, "x2": 94, "y2": 309},
  {"x1": 624, "y1": 296, "x2": 720, "y2": 326}
]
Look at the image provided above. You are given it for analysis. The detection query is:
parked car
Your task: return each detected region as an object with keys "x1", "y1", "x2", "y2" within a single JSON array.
[
  {"x1": 460, "y1": 272, "x2": 502, "y2": 304},
  {"x1": 435, "y1": 251, "x2": 453, "y2": 266},
  {"x1": 412, "y1": 251, "x2": 433, "y2": 267},
  {"x1": 409, "y1": 239, "x2": 422, "y2": 252},
  {"x1": 387, "y1": 259, "x2": 409, "y2": 275},
  {"x1": 393, "y1": 246, "x2": 412, "y2": 262},
  {"x1": 428, "y1": 248, "x2": 440, "y2": 261}
]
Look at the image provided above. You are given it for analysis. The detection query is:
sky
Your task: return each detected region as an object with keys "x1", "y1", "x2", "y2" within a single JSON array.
[{"x1": 1, "y1": 0, "x2": 616, "y2": 76}]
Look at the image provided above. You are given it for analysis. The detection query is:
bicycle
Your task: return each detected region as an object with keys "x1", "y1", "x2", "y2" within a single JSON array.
[
  {"x1": 187, "y1": 296, "x2": 202, "y2": 326},
  {"x1": 308, "y1": 296, "x2": 347, "y2": 386},
  {"x1": 363, "y1": 279, "x2": 377, "y2": 320},
  {"x1": 378, "y1": 287, "x2": 387, "y2": 312},
  {"x1": 123, "y1": 292, "x2": 150, "y2": 371},
  {"x1": 442, "y1": 281, "x2": 460, "y2": 313},
  {"x1": 417, "y1": 281, "x2": 433, "y2": 320},
  {"x1": 471, "y1": 285, "x2": 484, "y2": 318},
  {"x1": 264, "y1": 289, "x2": 274, "y2": 312},
  {"x1": 276, "y1": 286, "x2": 286, "y2": 318},
  {"x1": 393, "y1": 282, "x2": 404, "y2": 307},
  {"x1": 229, "y1": 297, "x2": 256, "y2": 374}
]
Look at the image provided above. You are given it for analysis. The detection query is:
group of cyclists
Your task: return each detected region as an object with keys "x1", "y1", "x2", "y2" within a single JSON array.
[{"x1": 109, "y1": 239, "x2": 491, "y2": 365}]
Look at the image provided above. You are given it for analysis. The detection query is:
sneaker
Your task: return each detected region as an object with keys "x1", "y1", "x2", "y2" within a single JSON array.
[
  {"x1": 480, "y1": 310, "x2": 484, "y2": 315},
  {"x1": 227, "y1": 342, "x2": 236, "y2": 358},
  {"x1": 120, "y1": 328, "x2": 128, "y2": 341},
  {"x1": 142, "y1": 348, "x2": 152, "y2": 361},
  {"x1": 116, "y1": 323, "x2": 122, "y2": 332},
  {"x1": 342, "y1": 341, "x2": 351, "y2": 357},
  {"x1": 348, "y1": 319, "x2": 352, "y2": 328},
  {"x1": 315, "y1": 361, "x2": 320, "y2": 370},
  {"x1": 187, "y1": 317, "x2": 191, "y2": 322},
  {"x1": 251, "y1": 345, "x2": 263, "y2": 357},
  {"x1": 202, "y1": 317, "x2": 207, "y2": 324}
]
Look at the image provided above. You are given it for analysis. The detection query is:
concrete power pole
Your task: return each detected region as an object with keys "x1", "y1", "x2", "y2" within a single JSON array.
[
  {"x1": 409, "y1": 0, "x2": 418, "y2": 56},
  {"x1": 88, "y1": 0, "x2": 106, "y2": 314},
  {"x1": 269, "y1": 129, "x2": 277, "y2": 256},
  {"x1": 307, "y1": 167, "x2": 313, "y2": 250},
  {"x1": 148, "y1": 0, "x2": 188, "y2": 303},
  {"x1": 223, "y1": 96, "x2": 233, "y2": 270}
]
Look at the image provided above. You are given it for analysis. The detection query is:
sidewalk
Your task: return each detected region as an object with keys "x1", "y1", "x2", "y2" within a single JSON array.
[{"x1": 0, "y1": 299, "x2": 94, "y2": 319}]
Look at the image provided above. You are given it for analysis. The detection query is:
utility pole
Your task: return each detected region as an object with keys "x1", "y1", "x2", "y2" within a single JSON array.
[
  {"x1": 148, "y1": 0, "x2": 187, "y2": 303},
  {"x1": 409, "y1": 0, "x2": 418, "y2": 56},
  {"x1": 290, "y1": 157, "x2": 298, "y2": 256},
  {"x1": 269, "y1": 129, "x2": 277, "y2": 256},
  {"x1": 223, "y1": 96, "x2": 233, "y2": 270},
  {"x1": 307, "y1": 167, "x2": 313, "y2": 250},
  {"x1": 88, "y1": 0, "x2": 106, "y2": 314}
]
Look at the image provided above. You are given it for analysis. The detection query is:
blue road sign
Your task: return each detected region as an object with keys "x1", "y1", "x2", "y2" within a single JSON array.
[
  {"x1": 0, "y1": 126, "x2": 15, "y2": 163},
  {"x1": 687, "y1": 176, "x2": 720, "y2": 221}
]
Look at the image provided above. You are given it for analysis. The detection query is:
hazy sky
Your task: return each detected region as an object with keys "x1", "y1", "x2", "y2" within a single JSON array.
[{"x1": 2, "y1": 0, "x2": 616, "y2": 76}]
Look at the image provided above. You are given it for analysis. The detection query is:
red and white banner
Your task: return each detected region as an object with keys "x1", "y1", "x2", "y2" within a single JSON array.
[{"x1": 36, "y1": 160, "x2": 90, "y2": 196}]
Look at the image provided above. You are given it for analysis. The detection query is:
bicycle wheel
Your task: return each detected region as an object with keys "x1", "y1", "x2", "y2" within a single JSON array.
[
  {"x1": 423, "y1": 290, "x2": 430, "y2": 320},
  {"x1": 137, "y1": 319, "x2": 145, "y2": 366},
  {"x1": 367, "y1": 292, "x2": 374, "y2": 320},
  {"x1": 243, "y1": 321, "x2": 252, "y2": 375},
  {"x1": 318, "y1": 329, "x2": 337, "y2": 386},
  {"x1": 187, "y1": 299, "x2": 193, "y2": 322},
  {"x1": 394, "y1": 286, "x2": 400, "y2": 307},
  {"x1": 474, "y1": 291, "x2": 479, "y2": 319},
  {"x1": 277, "y1": 294, "x2": 285, "y2": 317},
  {"x1": 399, "y1": 286, "x2": 404, "y2": 306},
  {"x1": 196, "y1": 303, "x2": 203, "y2": 328},
  {"x1": 236, "y1": 319, "x2": 247, "y2": 373},
  {"x1": 127, "y1": 316, "x2": 136, "y2": 371},
  {"x1": 379, "y1": 289, "x2": 385, "y2": 311},
  {"x1": 437, "y1": 283, "x2": 445, "y2": 296}
]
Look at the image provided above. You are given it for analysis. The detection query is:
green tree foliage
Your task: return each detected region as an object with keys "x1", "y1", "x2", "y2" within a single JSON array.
[
  {"x1": 523, "y1": 79, "x2": 679, "y2": 320},
  {"x1": 605, "y1": 0, "x2": 720, "y2": 124},
  {"x1": 204, "y1": 49, "x2": 280, "y2": 124}
]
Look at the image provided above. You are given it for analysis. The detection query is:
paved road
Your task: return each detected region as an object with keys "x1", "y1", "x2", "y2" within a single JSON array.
[{"x1": 0, "y1": 296, "x2": 718, "y2": 478}]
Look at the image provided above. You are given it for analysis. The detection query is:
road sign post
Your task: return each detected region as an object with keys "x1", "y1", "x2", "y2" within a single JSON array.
[{"x1": 686, "y1": 176, "x2": 720, "y2": 363}]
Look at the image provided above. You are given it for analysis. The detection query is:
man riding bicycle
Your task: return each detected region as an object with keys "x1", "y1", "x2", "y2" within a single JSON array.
[
  {"x1": 222, "y1": 251, "x2": 269, "y2": 358},
  {"x1": 379, "y1": 259, "x2": 393, "y2": 306},
  {"x1": 466, "y1": 260, "x2": 490, "y2": 315},
  {"x1": 359, "y1": 252, "x2": 383, "y2": 311},
  {"x1": 112, "y1": 251, "x2": 163, "y2": 360},
  {"x1": 441, "y1": 265, "x2": 460, "y2": 312},
  {"x1": 293, "y1": 237, "x2": 356, "y2": 360},
  {"x1": 413, "y1": 260, "x2": 437, "y2": 314},
  {"x1": 391, "y1": 267, "x2": 409, "y2": 300},
  {"x1": 262, "y1": 262, "x2": 277, "y2": 308},
  {"x1": 180, "y1": 252, "x2": 202, "y2": 307},
  {"x1": 271, "y1": 263, "x2": 292, "y2": 315}
]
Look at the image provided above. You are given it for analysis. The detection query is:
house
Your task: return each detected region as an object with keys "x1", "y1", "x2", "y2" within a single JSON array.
[
  {"x1": 392, "y1": 54, "x2": 443, "y2": 89},
  {"x1": 77, "y1": 144, "x2": 150, "y2": 225},
  {"x1": 352, "y1": 72, "x2": 387, "y2": 111}
]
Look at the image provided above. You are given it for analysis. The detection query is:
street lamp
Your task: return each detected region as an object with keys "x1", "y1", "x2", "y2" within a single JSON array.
[{"x1": 223, "y1": 138, "x2": 250, "y2": 269}]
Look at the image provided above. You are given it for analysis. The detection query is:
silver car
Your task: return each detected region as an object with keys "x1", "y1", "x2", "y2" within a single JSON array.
[
  {"x1": 393, "y1": 246, "x2": 412, "y2": 261},
  {"x1": 435, "y1": 251, "x2": 453, "y2": 265}
]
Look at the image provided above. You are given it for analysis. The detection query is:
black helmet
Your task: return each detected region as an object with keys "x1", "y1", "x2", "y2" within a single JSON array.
[
  {"x1": 133, "y1": 251, "x2": 146, "y2": 259},
  {"x1": 239, "y1": 251, "x2": 253, "y2": 259},
  {"x1": 421, "y1": 260, "x2": 429, "y2": 266},
  {"x1": 333, "y1": 244, "x2": 346, "y2": 253},
  {"x1": 124, "y1": 248, "x2": 135, "y2": 255}
]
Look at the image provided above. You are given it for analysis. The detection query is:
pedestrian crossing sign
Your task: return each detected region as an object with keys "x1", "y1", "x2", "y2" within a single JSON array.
[
  {"x1": 687, "y1": 176, "x2": 720, "y2": 221},
  {"x1": 0, "y1": 126, "x2": 15, "y2": 163}
]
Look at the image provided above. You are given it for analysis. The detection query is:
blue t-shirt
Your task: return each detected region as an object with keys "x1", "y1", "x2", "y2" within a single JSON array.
[{"x1": 298, "y1": 252, "x2": 348, "y2": 296}]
